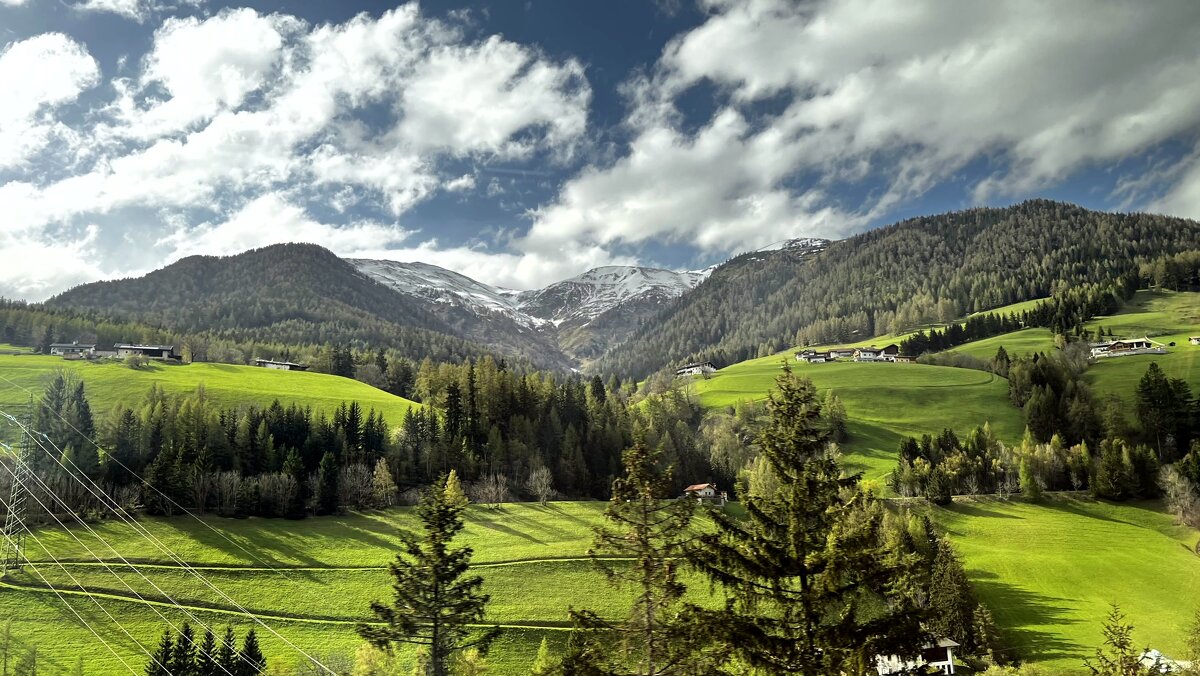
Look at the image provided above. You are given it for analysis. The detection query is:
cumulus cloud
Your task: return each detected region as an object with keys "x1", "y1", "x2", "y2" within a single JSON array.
[
  {"x1": 0, "y1": 3, "x2": 592, "y2": 296},
  {"x1": 0, "y1": 226, "x2": 106, "y2": 300},
  {"x1": 72, "y1": 0, "x2": 204, "y2": 23},
  {"x1": 0, "y1": 33, "x2": 99, "y2": 170},
  {"x1": 160, "y1": 193, "x2": 416, "y2": 261},
  {"x1": 528, "y1": 0, "x2": 1200, "y2": 257}
]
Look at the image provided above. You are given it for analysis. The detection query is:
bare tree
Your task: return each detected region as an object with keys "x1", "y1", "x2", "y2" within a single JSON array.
[
  {"x1": 212, "y1": 471, "x2": 242, "y2": 517},
  {"x1": 189, "y1": 466, "x2": 213, "y2": 514},
  {"x1": 471, "y1": 473, "x2": 510, "y2": 509},
  {"x1": 259, "y1": 472, "x2": 298, "y2": 517},
  {"x1": 526, "y1": 466, "x2": 555, "y2": 505},
  {"x1": 339, "y1": 464, "x2": 374, "y2": 510},
  {"x1": 371, "y1": 459, "x2": 398, "y2": 509}
]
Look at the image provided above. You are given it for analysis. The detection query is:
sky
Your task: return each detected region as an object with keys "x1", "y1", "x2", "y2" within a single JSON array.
[{"x1": 2, "y1": 0, "x2": 1200, "y2": 300}]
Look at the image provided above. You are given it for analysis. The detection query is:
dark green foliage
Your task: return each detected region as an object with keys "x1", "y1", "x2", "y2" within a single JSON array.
[
  {"x1": 217, "y1": 627, "x2": 238, "y2": 674},
  {"x1": 567, "y1": 439, "x2": 713, "y2": 674},
  {"x1": 927, "y1": 539, "x2": 978, "y2": 650},
  {"x1": 171, "y1": 622, "x2": 197, "y2": 676},
  {"x1": 690, "y1": 368, "x2": 928, "y2": 674},
  {"x1": 317, "y1": 451, "x2": 339, "y2": 516},
  {"x1": 196, "y1": 629, "x2": 218, "y2": 676},
  {"x1": 1083, "y1": 604, "x2": 1161, "y2": 675},
  {"x1": 600, "y1": 200, "x2": 1200, "y2": 379},
  {"x1": 357, "y1": 473, "x2": 499, "y2": 676},
  {"x1": 237, "y1": 630, "x2": 266, "y2": 676},
  {"x1": 145, "y1": 630, "x2": 173, "y2": 676},
  {"x1": 1136, "y1": 362, "x2": 1195, "y2": 462}
]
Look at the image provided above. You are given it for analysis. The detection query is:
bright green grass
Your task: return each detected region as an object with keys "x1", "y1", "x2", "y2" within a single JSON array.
[
  {"x1": 1083, "y1": 290, "x2": 1199, "y2": 405},
  {"x1": 0, "y1": 355, "x2": 420, "y2": 425},
  {"x1": 690, "y1": 360, "x2": 1025, "y2": 482},
  {"x1": 931, "y1": 496, "x2": 1200, "y2": 673},
  {"x1": 968, "y1": 296, "x2": 1049, "y2": 319},
  {"x1": 947, "y1": 328, "x2": 1057, "y2": 361},
  {"x1": 0, "y1": 503, "x2": 615, "y2": 673}
]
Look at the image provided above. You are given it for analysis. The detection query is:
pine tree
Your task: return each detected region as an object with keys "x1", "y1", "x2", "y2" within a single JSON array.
[
  {"x1": 282, "y1": 449, "x2": 307, "y2": 519},
  {"x1": 690, "y1": 368, "x2": 928, "y2": 674},
  {"x1": 530, "y1": 637, "x2": 557, "y2": 676},
  {"x1": 171, "y1": 622, "x2": 198, "y2": 676},
  {"x1": 196, "y1": 629, "x2": 218, "y2": 676},
  {"x1": 566, "y1": 438, "x2": 711, "y2": 674},
  {"x1": 927, "y1": 538, "x2": 977, "y2": 649},
  {"x1": 357, "y1": 474, "x2": 500, "y2": 676},
  {"x1": 145, "y1": 629, "x2": 173, "y2": 676},
  {"x1": 317, "y1": 451, "x2": 340, "y2": 515},
  {"x1": 1084, "y1": 604, "x2": 1159, "y2": 675},
  {"x1": 237, "y1": 629, "x2": 266, "y2": 676},
  {"x1": 217, "y1": 627, "x2": 238, "y2": 675}
]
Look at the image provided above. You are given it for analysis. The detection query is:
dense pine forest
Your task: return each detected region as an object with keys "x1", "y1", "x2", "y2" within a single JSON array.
[{"x1": 598, "y1": 200, "x2": 1200, "y2": 379}]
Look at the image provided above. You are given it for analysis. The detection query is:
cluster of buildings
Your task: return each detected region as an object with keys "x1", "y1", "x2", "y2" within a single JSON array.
[
  {"x1": 795, "y1": 343, "x2": 915, "y2": 364},
  {"x1": 47, "y1": 342, "x2": 309, "y2": 371},
  {"x1": 1088, "y1": 337, "x2": 1167, "y2": 359},
  {"x1": 674, "y1": 361, "x2": 717, "y2": 377}
]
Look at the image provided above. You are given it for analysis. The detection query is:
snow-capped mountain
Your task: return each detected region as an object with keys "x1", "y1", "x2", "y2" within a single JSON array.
[
  {"x1": 351, "y1": 259, "x2": 548, "y2": 330},
  {"x1": 350, "y1": 260, "x2": 712, "y2": 364},
  {"x1": 515, "y1": 266, "x2": 709, "y2": 326}
]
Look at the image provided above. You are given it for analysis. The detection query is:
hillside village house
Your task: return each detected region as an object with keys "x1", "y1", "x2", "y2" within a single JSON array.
[
  {"x1": 683, "y1": 483, "x2": 728, "y2": 506},
  {"x1": 49, "y1": 342, "x2": 95, "y2": 357},
  {"x1": 854, "y1": 344, "x2": 900, "y2": 362},
  {"x1": 794, "y1": 349, "x2": 830, "y2": 363},
  {"x1": 875, "y1": 638, "x2": 959, "y2": 675},
  {"x1": 1191, "y1": 337, "x2": 1200, "y2": 346},
  {"x1": 115, "y1": 344, "x2": 178, "y2": 360},
  {"x1": 1089, "y1": 337, "x2": 1166, "y2": 359},
  {"x1": 675, "y1": 361, "x2": 716, "y2": 377},
  {"x1": 254, "y1": 359, "x2": 310, "y2": 372},
  {"x1": 829, "y1": 348, "x2": 855, "y2": 359}
]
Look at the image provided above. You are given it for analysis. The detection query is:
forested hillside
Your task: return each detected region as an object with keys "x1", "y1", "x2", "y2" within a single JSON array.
[
  {"x1": 598, "y1": 200, "x2": 1200, "y2": 379},
  {"x1": 43, "y1": 244, "x2": 502, "y2": 366}
]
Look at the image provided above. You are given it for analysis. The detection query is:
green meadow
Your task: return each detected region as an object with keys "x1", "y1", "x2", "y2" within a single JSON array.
[
  {"x1": 931, "y1": 495, "x2": 1200, "y2": 673},
  {"x1": 689, "y1": 359, "x2": 1026, "y2": 482},
  {"x1": 0, "y1": 355, "x2": 420, "y2": 425},
  {"x1": 5, "y1": 498, "x2": 1198, "y2": 674}
]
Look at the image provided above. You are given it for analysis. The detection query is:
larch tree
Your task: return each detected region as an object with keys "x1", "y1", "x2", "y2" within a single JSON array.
[
  {"x1": 357, "y1": 473, "x2": 499, "y2": 676},
  {"x1": 566, "y1": 438, "x2": 713, "y2": 675},
  {"x1": 690, "y1": 367, "x2": 929, "y2": 674}
]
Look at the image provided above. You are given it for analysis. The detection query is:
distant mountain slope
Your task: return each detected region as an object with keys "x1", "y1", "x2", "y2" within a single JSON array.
[
  {"x1": 350, "y1": 259, "x2": 711, "y2": 364},
  {"x1": 46, "y1": 243, "x2": 497, "y2": 365},
  {"x1": 597, "y1": 200, "x2": 1200, "y2": 379},
  {"x1": 517, "y1": 266, "x2": 710, "y2": 362}
]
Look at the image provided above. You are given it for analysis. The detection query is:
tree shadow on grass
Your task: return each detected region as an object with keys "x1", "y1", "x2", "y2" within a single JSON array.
[
  {"x1": 1035, "y1": 496, "x2": 1140, "y2": 528},
  {"x1": 467, "y1": 509, "x2": 549, "y2": 545},
  {"x1": 940, "y1": 498, "x2": 1023, "y2": 520},
  {"x1": 970, "y1": 571, "x2": 1085, "y2": 665}
]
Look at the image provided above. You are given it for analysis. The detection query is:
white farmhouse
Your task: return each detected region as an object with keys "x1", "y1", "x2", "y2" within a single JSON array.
[
  {"x1": 675, "y1": 361, "x2": 716, "y2": 377},
  {"x1": 683, "y1": 483, "x2": 728, "y2": 506},
  {"x1": 875, "y1": 638, "x2": 959, "y2": 675},
  {"x1": 254, "y1": 359, "x2": 310, "y2": 372},
  {"x1": 49, "y1": 342, "x2": 96, "y2": 357}
]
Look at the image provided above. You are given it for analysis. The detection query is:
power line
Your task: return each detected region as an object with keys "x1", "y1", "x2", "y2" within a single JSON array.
[
  {"x1": 0, "y1": 404, "x2": 336, "y2": 675},
  {"x1": 4, "y1": 445, "x2": 237, "y2": 676}
]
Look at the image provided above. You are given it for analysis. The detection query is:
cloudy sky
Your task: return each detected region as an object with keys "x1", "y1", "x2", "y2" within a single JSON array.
[{"x1": 2, "y1": 0, "x2": 1200, "y2": 299}]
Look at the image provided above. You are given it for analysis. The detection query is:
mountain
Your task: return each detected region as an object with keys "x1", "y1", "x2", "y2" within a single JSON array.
[
  {"x1": 46, "y1": 243, "x2": 500, "y2": 365},
  {"x1": 516, "y1": 266, "x2": 709, "y2": 362},
  {"x1": 596, "y1": 200, "x2": 1200, "y2": 379},
  {"x1": 350, "y1": 259, "x2": 711, "y2": 365}
]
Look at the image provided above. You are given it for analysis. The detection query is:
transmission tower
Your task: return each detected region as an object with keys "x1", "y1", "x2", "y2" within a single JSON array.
[{"x1": 1, "y1": 403, "x2": 33, "y2": 573}]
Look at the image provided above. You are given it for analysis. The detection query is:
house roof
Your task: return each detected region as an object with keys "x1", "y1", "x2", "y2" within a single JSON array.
[
  {"x1": 684, "y1": 483, "x2": 714, "y2": 492},
  {"x1": 49, "y1": 343, "x2": 95, "y2": 348},
  {"x1": 115, "y1": 343, "x2": 175, "y2": 350},
  {"x1": 255, "y1": 359, "x2": 307, "y2": 367}
]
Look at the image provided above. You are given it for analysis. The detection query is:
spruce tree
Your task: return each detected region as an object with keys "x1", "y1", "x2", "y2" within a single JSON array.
[
  {"x1": 530, "y1": 637, "x2": 557, "y2": 676},
  {"x1": 358, "y1": 474, "x2": 499, "y2": 676},
  {"x1": 1084, "y1": 604, "x2": 1160, "y2": 675},
  {"x1": 196, "y1": 629, "x2": 218, "y2": 676},
  {"x1": 927, "y1": 538, "x2": 977, "y2": 649},
  {"x1": 171, "y1": 621, "x2": 197, "y2": 676},
  {"x1": 317, "y1": 451, "x2": 339, "y2": 515},
  {"x1": 690, "y1": 368, "x2": 928, "y2": 674},
  {"x1": 217, "y1": 627, "x2": 238, "y2": 675},
  {"x1": 145, "y1": 629, "x2": 173, "y2": 676},
  {"x1": 566, "y1": 439, "x2": 712, "y2": 674},
  {"x1": 238, "y1": 629, "x2": 266, "y2": 676}
]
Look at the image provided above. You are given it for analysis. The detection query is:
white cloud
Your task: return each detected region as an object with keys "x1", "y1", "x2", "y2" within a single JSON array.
[
  {"x1": 529, "y1": 0, "x2": 1200, "y2": 256},
  {"x1": 0, "y1": 226, "x2": 106, "y2": 300},
  {"x1": 0, "y1": 0, "x2": 30, "y2": 6},
  {"x1": 0, "y1": 33, "x2": 99, "y2": 170},
  {"x1": 71, "y1": 0, "x2": 204, "y2": 23},
  {"x1": 106, "y1": 8, "x2": 293, "y2": 140},
  {"x1": 160, "y1": 193, "x2": 415, "y2": 262},
  {"x1": 444, "y1": 174, "x2": 476, "y2": 192}
]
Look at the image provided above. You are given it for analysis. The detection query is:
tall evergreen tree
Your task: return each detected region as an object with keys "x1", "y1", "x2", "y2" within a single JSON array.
[
  {"x1": 171, "y1": 622, "x2": 198, "y2": 676},
  {"x1": 317, "y1": 451, "x2": 339, "y2": 515},
  {"x1": 567, "y1": 438, "x2": 712, "y2": 675},
  {"x1": 145, "y1": 629, "x2": 174, "y2": 676},
  {"x1": 358, "y1": 474, "x2": 499, "y2": 676},
  {"x1": 217, "y1": 627, "x2": 238, "y2": 675},
  {"x1": 927, "y1": 538, "x2": 977, "y2": 650},
  {"x1": 690, "y1": 368, "x2": 928, "y2": 674},
  {"x1": 237, "y1": 629, "x2": 266, "y2": 676},
  {"x1": 196, "y1": 629, "x2": 218, "y2": 676}
]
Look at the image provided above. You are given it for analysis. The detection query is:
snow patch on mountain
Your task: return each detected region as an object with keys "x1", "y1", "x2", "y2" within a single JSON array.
[{"x1": 516, "y1": 266, "x2": 710, "y2": 326}]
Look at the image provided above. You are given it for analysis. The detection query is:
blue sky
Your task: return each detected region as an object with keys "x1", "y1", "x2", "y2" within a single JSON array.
[{"x1": 2, "y1": 0, "x2": 1200, "y2": 300}]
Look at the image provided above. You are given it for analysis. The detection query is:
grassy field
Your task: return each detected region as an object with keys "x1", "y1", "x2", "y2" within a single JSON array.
[
  {"x1": 0, "y1": 355, "x2": 420, "y2": 425},
  {"x1": 931, "y1": 495, "x2": 1200, "y2": 672},
  {"x1": 947, "y1": 328, "x2": 1057, "y2": 361},
  {"x1": 689, "y1": 359, "x2": 1026, "y2": 482},
  {"x1": 1083, "y1": 290, "x2": 1199, "y2": 405},
  {"x1": 6, "y1": 498, "x2": 1197, "y2": 674}
]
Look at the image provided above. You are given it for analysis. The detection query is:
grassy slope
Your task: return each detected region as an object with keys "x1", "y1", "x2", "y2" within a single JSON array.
[
  {"x1": 0, "y1": 355, "x2": 420, "y2": 425},
  {"x1": 8, "y1": 498, "x2": 1198, "y2": 674},
  {"x1": 931, "y1": 496, "x2": 1200, "y2": 673},
  {"x1": 1082, "y1": 290, "x2": 1199, "y2": 405},
  {"x1": 690, "y1": 359, "x2": 1025, "y2": 482},
  {"x1": 0, "y1": 503, "x2": 615, "y2": 673}
]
